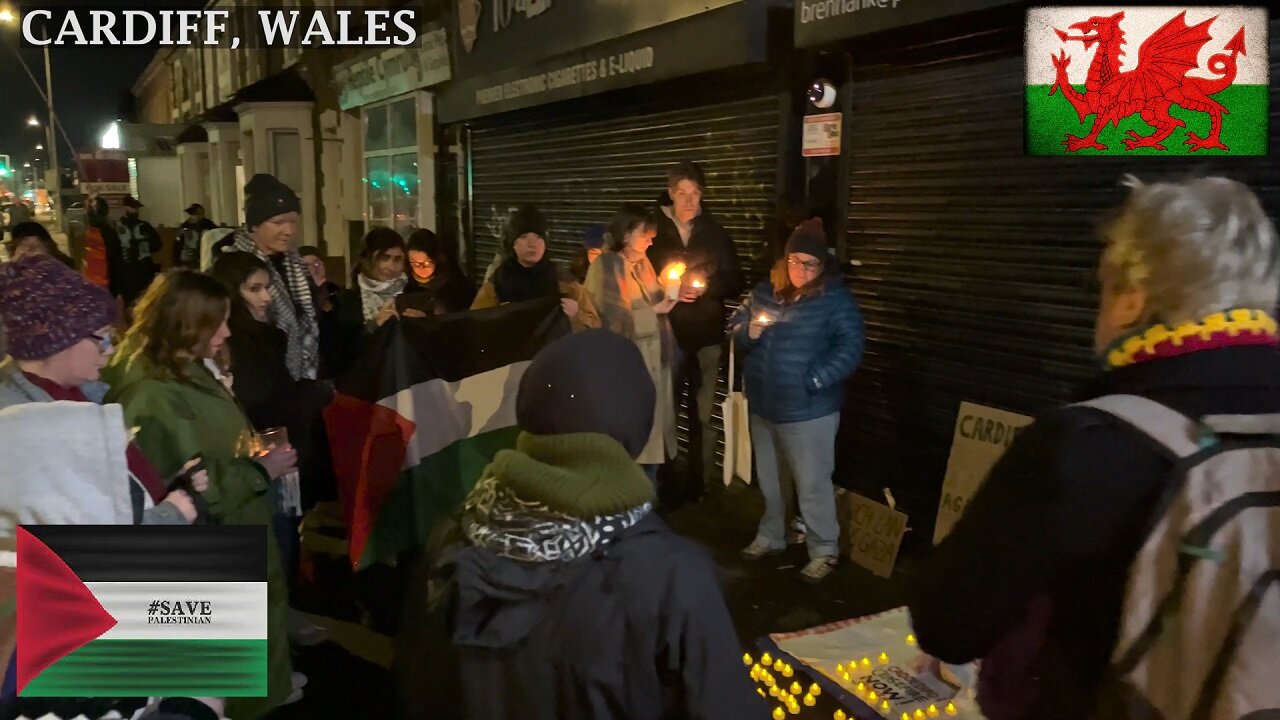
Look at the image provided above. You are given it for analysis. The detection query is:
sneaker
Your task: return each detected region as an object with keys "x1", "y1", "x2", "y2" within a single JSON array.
[
  {"x1": 800, "y1": 556, "x2": 838, "y2": 584},
  {"x1": 787, "y1": 518, "x2": 807, "y2": 545},
  {"x1": 740, "y1": 538, "x2": 784, "y2": 560},
  {"x1": 288, "y1": 609, "x2": 329, "y2": 647}
]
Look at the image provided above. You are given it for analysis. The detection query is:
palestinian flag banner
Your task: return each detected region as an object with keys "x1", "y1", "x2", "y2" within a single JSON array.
[
  {"x1": 324, "y1": 296, "x2": 569, "y2": 569},
  {"x1": 1025, "y1": 6, "x2": 1269, "y2": 155},
  {"x1": 16, "y1": 525, "x2": 268, "y2": 697}
]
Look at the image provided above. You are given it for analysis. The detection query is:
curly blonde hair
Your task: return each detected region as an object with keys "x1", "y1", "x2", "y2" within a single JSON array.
[{"x1": 1099, "y1": 174, "x2": 1280, "y2": 325}]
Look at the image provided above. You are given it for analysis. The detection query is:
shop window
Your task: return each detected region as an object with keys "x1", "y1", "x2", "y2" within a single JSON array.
[
  {"x1": 362, "y1": 94, "x2": 419, "y2": 236},
  {"x1": 270, "y1": 130, "x2": 303, "y2": 197}
]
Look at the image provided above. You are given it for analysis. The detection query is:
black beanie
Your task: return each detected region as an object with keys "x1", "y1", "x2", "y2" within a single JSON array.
[
  {"x1": 516, "y1": 329, "x2": 656, "y2": 458},
  {"x1": 244, "y1": 173, "x2": 301, "y2": 229},
  {"x1": 505, "y1": 205, "x2": 548, "y2": 248},
  {"x1": 786, "y1": 218, "x2": 828, "y2": 260}
]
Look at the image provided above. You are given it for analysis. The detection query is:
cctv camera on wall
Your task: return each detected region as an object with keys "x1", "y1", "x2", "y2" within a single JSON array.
[{"x1": 808, "y1": 79, "x2": 836, "y2": 109}]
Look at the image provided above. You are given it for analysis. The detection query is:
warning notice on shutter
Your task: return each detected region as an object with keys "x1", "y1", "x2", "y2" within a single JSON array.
[
  {"x1": 802, "y1": 113, "x2": 842, "y2": 157},
  {"x1": 933, "y1": 402, "x2": 1033, "y2": 544}
]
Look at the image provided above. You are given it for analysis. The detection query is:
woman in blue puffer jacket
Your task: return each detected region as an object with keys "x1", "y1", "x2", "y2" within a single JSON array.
[{"x1": 729, "y1": 218, "x2": 864, "y2": 583}]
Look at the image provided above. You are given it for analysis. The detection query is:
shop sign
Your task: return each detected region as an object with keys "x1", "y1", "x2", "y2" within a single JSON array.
[
  {"x1": 933, "y1": 402, "x2": 1033, "y2": 544},
  {"x1": 795, "y1": 0, "x2": 1023, "y2": 47},
  {"x1": 451, "y1": 0, "x2": 738, "y2": 79},
  {"x1": 439, "y1": 2, "x2": 764, "y2": 122},
  {"x1": 802, "y1": 113, "x2": 842, "y2": 157},
  {"x1": 335, "y1": 27, "x2": 451, "y2": 110}
]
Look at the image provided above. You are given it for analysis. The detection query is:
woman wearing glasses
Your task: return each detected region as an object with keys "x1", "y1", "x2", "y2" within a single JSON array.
[
  {"x1": 728, "y1": 219, "x2": 865, "y2": 584},
  {"x1": 0, "y1": 255, "x2": 204, "y2": 526},
  {"x1": 404, "y1": 228, "x2": 476, "y2": 315}
]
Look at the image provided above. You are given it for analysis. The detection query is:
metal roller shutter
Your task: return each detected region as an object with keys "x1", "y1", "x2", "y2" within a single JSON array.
[
  {"x1": 466, "y1": 79, "x2": 783, "y2": 465},
  {"x1": 839, "y1": 19, "x2": 1280, "y2": 539}
]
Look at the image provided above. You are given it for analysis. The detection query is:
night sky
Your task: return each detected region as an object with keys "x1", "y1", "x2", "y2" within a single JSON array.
[{"x1": 0, "y1": 0, "x2": 204, "y2": 172}]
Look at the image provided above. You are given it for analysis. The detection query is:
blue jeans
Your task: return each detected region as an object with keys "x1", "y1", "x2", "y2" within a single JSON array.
[{"x1": 750, "y1": 412, "x2": 841, "y2": 559}]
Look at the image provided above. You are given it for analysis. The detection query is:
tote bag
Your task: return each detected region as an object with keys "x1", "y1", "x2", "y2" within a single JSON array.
[{"x1": 721, "y1": 340, "x2": 752, "y2": 485}]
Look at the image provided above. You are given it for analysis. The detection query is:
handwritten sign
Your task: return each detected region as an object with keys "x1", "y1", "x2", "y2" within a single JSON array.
[
  {"x1": 842, "y1": 492, "x2": 908, "y2": 578},
  {"x1": 934, "y1": 402, "x2": 1033, "y2": 544}
]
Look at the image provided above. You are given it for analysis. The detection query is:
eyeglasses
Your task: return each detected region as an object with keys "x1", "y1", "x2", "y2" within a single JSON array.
[
  {"x1": 89, "y1": 332, "x2": 115, "y2": 352},
  {"x1": 305, "y1": 260, "x2": 325, "y2": 271},
  {"x1": 787, "y1": 258, "x2": 823, "y2": 272},
  {"x1": 409, "y1": 260, "x2": 435, "y2": 270}
]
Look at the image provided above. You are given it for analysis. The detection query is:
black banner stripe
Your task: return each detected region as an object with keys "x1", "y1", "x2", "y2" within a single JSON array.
[
  {"x1": 21, "y1": 525, "x2": 268, "y2": 582},
  {"x1": 335, "y1": 295, "x2": 569, "y2": 402}
]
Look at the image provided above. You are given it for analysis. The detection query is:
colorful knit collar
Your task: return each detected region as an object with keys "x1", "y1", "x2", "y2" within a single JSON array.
[{"x1": 1103, "y1": 309, "x2": 1279, "y2": 370}]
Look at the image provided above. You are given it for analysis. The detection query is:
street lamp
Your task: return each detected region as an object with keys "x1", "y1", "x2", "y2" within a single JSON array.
[{"x1": 2, "y1": 8, "x2": 59, "y2": 224}]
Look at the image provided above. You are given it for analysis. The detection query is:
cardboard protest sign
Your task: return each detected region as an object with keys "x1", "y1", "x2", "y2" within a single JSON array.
[
  {"x1": 842, "y1": 492, "x2": 908, "y2": 578},
  {"x1": 934, "y1": 402, "x2": 1033, "y2": 544}
]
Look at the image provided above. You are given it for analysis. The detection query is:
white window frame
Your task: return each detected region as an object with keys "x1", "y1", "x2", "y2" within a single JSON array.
[{"x1": 361, "y1": 92, "x2": 422, "y2": 236}]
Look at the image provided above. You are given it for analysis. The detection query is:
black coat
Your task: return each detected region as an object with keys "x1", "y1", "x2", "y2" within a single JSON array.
[
  {"x1": 399, "y1": 514, "x2": 768, "y2": 720},
  {"x1": 403, "y1": 267, "x2": 477, "y2": 315},
  {"x1": 908, "y1": 345, "x2": 1280, "y2": 720},
  {"x1": 648, "y1": 200, "x2": 743, "y2": 351}
]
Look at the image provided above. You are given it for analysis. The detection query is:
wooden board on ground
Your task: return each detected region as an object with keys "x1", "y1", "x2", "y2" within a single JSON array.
[{"x1": 933, "y1": 402, "x2": 1033, "y2": 544}]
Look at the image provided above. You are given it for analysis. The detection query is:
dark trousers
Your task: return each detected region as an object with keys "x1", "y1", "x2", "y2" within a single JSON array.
[{"x1": 668, "y1": 343, "x2": 723, "y2": 495}]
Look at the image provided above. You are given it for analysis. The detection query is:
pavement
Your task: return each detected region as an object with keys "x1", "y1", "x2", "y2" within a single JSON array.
[{"x1": 273, "y1": 477, "x2": 914, "y2": 719}]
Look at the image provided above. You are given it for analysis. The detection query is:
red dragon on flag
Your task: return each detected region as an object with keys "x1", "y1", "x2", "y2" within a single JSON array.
[{"x1": 1048, "y1": 10, "x2": 1247, "y2": 152}]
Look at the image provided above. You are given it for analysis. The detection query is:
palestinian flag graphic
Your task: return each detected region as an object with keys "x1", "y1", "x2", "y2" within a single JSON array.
[
  {"x1": 1025, "y1": 6, "x2": 1269, "y2": 155},
  {"x1": 16, "y1": 525, "x2": 268, "y2": 697},
  {"x1": 324, "y1": 296, "x2": 569, "y2": 569}
]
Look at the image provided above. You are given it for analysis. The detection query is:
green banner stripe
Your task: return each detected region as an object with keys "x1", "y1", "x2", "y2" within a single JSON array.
[
  {"x1": 1025, "y1": 84, "x2": 1269, "y2": 156},
  {"x1": 21, "y1": 639, "x2": 267, "y2": 697},
  {"x1": 360, "y1": 425, "x2": 520, "y2": 568}
]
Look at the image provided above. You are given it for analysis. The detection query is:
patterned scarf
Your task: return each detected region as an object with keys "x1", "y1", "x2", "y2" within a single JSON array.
[
  {"x1": 357, "y1": 273, "x2": 408, "y2": 323},
  {"x1": 231, "y1": 229, "x2": 319, "y2": 380},
  {"x1": 1103, "y1": 308, "x2": 1278, "y2": 369},
  {"x1": 594, "y1": 251, "x2": 675, "y2": 367},
  {"x1": 462, "y1": 474, "x2": 651, "y2": 563}
]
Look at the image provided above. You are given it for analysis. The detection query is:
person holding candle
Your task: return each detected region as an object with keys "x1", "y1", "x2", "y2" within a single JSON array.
[
  {"x1": 650, "y1": 161, "x2": 743, "y2": 503},
  {"x1": 730, "y1": 218, "x2": 864, "y2": 583},
  {"x1": 585, "y1": 205, "x2": 680, "y2": 481},
  {"x1": 471, "y1": 204, "x2": 600, "y2": 331}
]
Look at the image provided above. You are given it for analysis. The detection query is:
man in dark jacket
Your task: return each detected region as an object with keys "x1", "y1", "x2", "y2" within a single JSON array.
[
  {"x1": 908, "y1": 176, "x2": 1280, "y2": 720},
  {"x1": 113, "y1": 195, "x2": 161, "y2": 307},
  {"x1": 648, "y1": 161, "x2": 743, "y2": 502},
  {"x1": 174, "y1": 203, "x2": 217, "y2": 269},
  {"x1": 397, "y1": 329, "x2": 765, "y2": 720}
]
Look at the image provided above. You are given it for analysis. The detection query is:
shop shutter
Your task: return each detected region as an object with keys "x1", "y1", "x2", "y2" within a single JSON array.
[
  {"x1": 840, "y1": 19, "x2": 1280, "y2": 536},
  {"x1": 466, "y1": 79, "x2": 783, "y2": 466}
]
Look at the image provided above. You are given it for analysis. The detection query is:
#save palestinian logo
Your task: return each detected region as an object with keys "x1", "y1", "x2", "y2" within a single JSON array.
[
  {"x1": 1025, "y1": 6, "x2": 1269, "y2": 155},
  {"x1": 15, "y1": 525, "x2": 268, "y2": 697}
]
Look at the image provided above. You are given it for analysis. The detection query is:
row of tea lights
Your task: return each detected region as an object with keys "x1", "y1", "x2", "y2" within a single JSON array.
[{"x1": 744, "y1": 640, "x2": 959, "y2": 720}]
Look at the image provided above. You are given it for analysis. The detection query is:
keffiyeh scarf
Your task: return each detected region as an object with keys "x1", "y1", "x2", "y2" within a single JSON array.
[
  {"x1": 231, "y1": 229, "x2": 319, "y2": 380},
  {"x1": 461, "y1": 475, "x2": 651, "y2": 563},
  {"x1": 357, "y1": 273, "x2": 408, "y2": 323}
]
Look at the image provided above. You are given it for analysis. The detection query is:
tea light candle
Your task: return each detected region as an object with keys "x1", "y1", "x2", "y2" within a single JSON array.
[
  {"x1": 945, "y1": 702, "x2": 958, "y2": 716},
  {"x1": 927, "y1": 704, "x2": 940, "y2": 718},
  {"x1": 834, "y1": 712, "x2": 847, "y2": 720},
  {"x1": 906, "y1": 633, "x2": 917, "y2": 646},
  {"x1": 772, "y1": 706, "x2": 786, "y2": 720},
  {"x1": 743, "y1": 653, "x2": 753, "y2": 666},
  {"x1": 803, "y1": 695, "x2": 816, "y2": 707},
  {"x1": 879, "y1": 652, "x2": 890, "y2": 665},
  {"x1": 762, "y1": 653, "x2": 773, "y2": 666},
  {"x1": 790, "y1": 682, "x2": 802, "y2": 696},
  {"x1": 809, "y1": 683, "x2": 821, "y2": 697},
  {"x1": 881, "y1": 700, "x2": 891, "y2": 712},
  {"x1": 781, "y1": 665, "x2": 794, "y2": 678}
]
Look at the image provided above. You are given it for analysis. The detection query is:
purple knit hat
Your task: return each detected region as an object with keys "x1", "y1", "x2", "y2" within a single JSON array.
[{"x1": 0, "y1": 255, "x2": 118, "y2": 360}]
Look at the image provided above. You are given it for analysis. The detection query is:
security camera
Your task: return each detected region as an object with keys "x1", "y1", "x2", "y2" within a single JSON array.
[{"x1": 808, "y1": 79, "x2": 836, "y2": 109}]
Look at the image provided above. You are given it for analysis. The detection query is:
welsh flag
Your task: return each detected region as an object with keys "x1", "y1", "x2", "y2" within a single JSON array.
[
  {"x1": 1025, "y1": 6, "x2": 1268, "y2": 155},
  {"x1": 324, "y1": 296, "x2": 569, "y2": 569},
  {"x1": 16, "y1": 525, "x2": 268, "y2": 697}
]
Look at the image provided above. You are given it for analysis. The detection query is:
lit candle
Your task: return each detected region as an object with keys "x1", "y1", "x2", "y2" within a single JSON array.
[
  {"x1": 743, "y1": 653, "x2": 753, "y2": 666},
  {"x1": 790, "y1": 682, "x2": 802, "y2": 696},
  {"x1": 855, "y1": 682, "x2": 865, "y2": 695},
  {"x1": 902, "y1": 713, "x2": 912, "y2": 720},
  {"x1": 915, "y1": 709, "x2": 927, "y2": 720},
  {"x1": 772, "y1": 706, "x2": 786, "y2": 720},
  {"x1": 945, "y1": 702, "x2": 958, "y2": 716},
  {"x1": 782, "y1": 665, "x2": 794, "y2": 678},
  {"x1": 788, "y1": 702, "x2": 800, "y2": 715},
  {"x1": 803, "y1": 695, "x2": 816, "y2": 707},
  {"x1": 881, "y1": 700, "x2": 891, "y2": 712},
  {"x1": 756, "y1": 312, "x2": 773, "y2": 324},
  {"x1": 774, "y1": 659, "x2": 785, "y2": 673},
  {"x1": 879, "y1": 652, "x2": 890, "y2": 665},
  {"x1": 762, "y1": 652, "x2": 773, "y2": 666},
  {"x1": 841, "y1": 672, "x2": 851, "y2": 683},
  {"x1": 757, "y1": 688, "x2": 766, "y2": 698},
  {"x1": 861, "y1": 657, "x2": 872, "y2": 669},
  {"x1": 906, "y1": 633, "x2": 917, "y2": 646},
  {"x1": 809, "y1": 683, "x2": 821, "y2": 697},
  {"x1": 927, "y1": 704, "x2": 940, "y2": 718},
  {"x1": 836, "y1": 664, "x2": 845, "y2": 674},
  {"x1": 835, "y1": 712, "x2": 848, "y2": 720},
  {"x1": 769, "y1": 686, "x2": 779, "y2": 698},
  {"x1": 868, "y1": 691, "x2": 878, "y2": 702}
]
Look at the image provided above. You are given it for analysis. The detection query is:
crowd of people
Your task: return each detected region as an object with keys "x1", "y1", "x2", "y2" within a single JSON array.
[{"x1": 0, "y1": 165, "x2": 1276, "y2": 720}]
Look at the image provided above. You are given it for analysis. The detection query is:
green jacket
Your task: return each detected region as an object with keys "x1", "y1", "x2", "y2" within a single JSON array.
[{"x1": 102, "y1": 341, "x2": 294, "y2": 718}]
